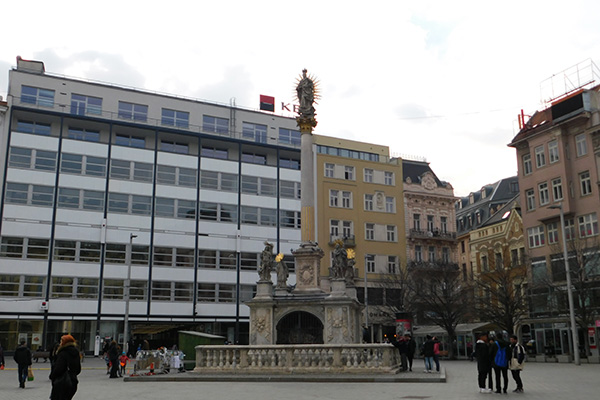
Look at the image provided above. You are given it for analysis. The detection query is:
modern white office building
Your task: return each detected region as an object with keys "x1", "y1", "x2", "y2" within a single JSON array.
[{"x1": 0, "y1": 58, "x2": 303, "y2": 351}]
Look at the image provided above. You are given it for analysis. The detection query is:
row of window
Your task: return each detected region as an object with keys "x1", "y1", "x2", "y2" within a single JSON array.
[
  {"x1": 0, "y1": 274, "x2": 257, "y2": 303},
  {"x1": 522, "y1": 133, "x2": 588, "y2": 175},
  {"x1": 413, "y1": 245, "x2": 452, "y2": 263},
  {"x1": 328, "y1": 190, "x2": 396, "y2": 213},
  {"x1": 329, "y1": 220, "x2": 397, "y2": 242},
  {"x1": 21, "y1": 86, "x2": 301, "y2": 147},
  {"x1": 479, "y1": 248, "x2": 525, "y2": 272},
  {"x1": 527, "y1": 213, "x2": 598, "y2": 248},
  {"x1": 0, "y1": 237, "x2": 296, "y2": 271},
  {"x1": 317, "y1": 145, "x2": 380, "y2": 162},
  {"x1": 413, "y1": 214, "x2": 450, "y2": 232},
  {"x1": 324, "y1": 163, "x2": 395, "y2": 185},
  {"x1": 362, "y1": 254, "x2": 399, "y2": 274},
  {"x1": 525, "y1": 172, "x2": 592, "y2": 211},
  {"x1": 4, "y1": 183, "x2": 301, "y2": 226}
]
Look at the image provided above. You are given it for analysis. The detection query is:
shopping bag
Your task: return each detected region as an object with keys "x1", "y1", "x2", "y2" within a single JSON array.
[
  {"x1": 27, "y1": 366, "x2": 34, "y2": 381},
  {"x1": 0, "y1": 364, "x2": 5, "y2": 370}
]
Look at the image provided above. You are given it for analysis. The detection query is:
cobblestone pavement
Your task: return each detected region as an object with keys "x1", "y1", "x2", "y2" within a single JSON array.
[{"x1": 1, "y1": 357, "x2": 598, "y2": 400}]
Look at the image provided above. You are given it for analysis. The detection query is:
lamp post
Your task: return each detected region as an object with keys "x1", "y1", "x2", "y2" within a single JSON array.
[
  {"x1": 123, "y1": 233, "x2": 137, "y2": 356},
  {"x1": 549, "y1": 204, "x2": 580, "y2": 365}
]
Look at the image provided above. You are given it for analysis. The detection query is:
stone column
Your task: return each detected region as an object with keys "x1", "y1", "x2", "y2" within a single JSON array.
[{"x1": 297, "y1": 117, "x2": 318, "y2": 242}]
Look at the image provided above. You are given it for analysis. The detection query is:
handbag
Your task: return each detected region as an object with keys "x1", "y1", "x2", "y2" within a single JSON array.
[
  {"x1": 53, "y1": 370, "x2": 72, "y2": 391},
  {"x1": 27, "y1": 366, "x2": 34, "y2": 381}
]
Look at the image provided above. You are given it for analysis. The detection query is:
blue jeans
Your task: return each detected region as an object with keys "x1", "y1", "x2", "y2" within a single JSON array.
[
  {"x1": 18, "y1": 364, "x2": 28, "y2": 386},
  {"x1": 433, "y1": 354, "x2": 440, "y2": 371},
  {"x1": 424, "y1": 356, "x2": 433, "y2": 371}
]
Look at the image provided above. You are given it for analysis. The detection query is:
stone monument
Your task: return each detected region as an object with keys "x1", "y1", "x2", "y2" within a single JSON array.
[{"x1": 247, "y1": 70, "x2": 363, "y2": 345}]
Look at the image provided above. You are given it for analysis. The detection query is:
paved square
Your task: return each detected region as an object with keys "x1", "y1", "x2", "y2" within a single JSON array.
[{"x1": 1, "y1": 357, "x2": 598, "y2": 400}]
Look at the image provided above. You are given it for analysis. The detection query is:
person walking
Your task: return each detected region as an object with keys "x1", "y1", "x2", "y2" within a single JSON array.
[
  {"x1": 13, "y1": 339, "x2": 32, "y2": 388},
  {"x1": 49, "y1": 335, "x2": 81, "y2": 400},
  {"x1": 475, "y1": 333, "x2": 493, "y2": 393},
  {"x1": 491, "y1": 336, "x2": 510, "y2": 394},
  {"x1": 509, "y1": 335, "x2": 526, "y2": 393},
  {"x1": 422, "y1": 335, "x2": 435, "y2": 373},
  {"x1": 406, "y1": 334, "x2": 416, "y2": 372},
  {"x1": 432, "y1": 336, "x2": 441, "y2": 373},
  {"x1": 107, "y1": 340, "x2": 120, "y2": 378}
]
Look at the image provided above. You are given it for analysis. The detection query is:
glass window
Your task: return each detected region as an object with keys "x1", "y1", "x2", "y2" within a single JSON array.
[
  {"x1": 279, "y1": 128, "x2": 301, "y2": 146},
  {"x1": 242, "y1": 176, "x2": 259, "y2": 194},
  {"x1": 177, "y1": 200, "x2": 196, "y2": 219},
  {"x1": 220, "y1": 204, "x2": 237, "y2": 222},
  {"x1": 76, "y1": 278, "x2": 99, "y2": 298},
  {"x1": 115, "y1": 134, "x2": 145, "y2": 148},
  {"x1": 85, "y1": 156, "x2": 107, "y2": 177},
  {"x1": 197, "y1": 282, "x2": 216, "y2": 301},
  {"x1": 384, "y1": 171, "x2": 394, "y2": 185},
  {"x1": 547, "y1": 222, "x2": 559, "y2": 245},
  {"x1": 21, "y1": 85, "x2": 55, "y2": 107},
  {"x1": 260, "y1": 178, "x2": 277, "y2": 196},
  {"x1": 522, "y1": 153, "x2": 532, "y2": 175},
  {"x1": 218, "y1": 284, "x2": 236, "y2": 303},
  {"x1": 364, "y1": 168, "x2": 373, "y2": 183},
  {"x1": 108, "y1": 193, "x2": 129, "y2": 214},
  {"x1": 178, "y1": 168, "x2": 197, "y2": 187},
  {"x1": 365, "y1": 223, "x2": 374, "y2": 240},
  {"x1": 241, "y1": 206, "x2": 258, "y2": 225},
  {"x1": 344, "y1": 166, "x2": 354, "y2": 180},
  {"x1": 280, "y1": 181, "x2": 300, "y2": 199},
  {"x1": 387, "y1": 225, "x2": 396, "y2": 242},
  {"x1": 0, "y1": 275, "x2": 21, "y2": 296},
  {"x1": 60, "y1": 153, "x2": 83, "y2": 174},
  {"x1": 162, "y1": 108, "x2": 189, "y2": 128},
  {"x1": 160, "y1": 140, "x2": 189, "y2": 154},
  {"x1": 131, "y1": 245, "x2": 149, "y2": 265},
  {"x1": 364, "y1": 194, "x2": 373, "y2": 211},
  {"x1": 174, "y1": 282, "x2": 193, "y2": 301},
  {"x1": 241, "y1": 152, "x2": 266, "y2": 165},
  {"x1": 200, "y1": 170, "x2": 219, "y2": 190},
  {"x1": 105, "y1": 243, "x2": 126, "y2": 264},
  {"x1": 528, "y1": 225, "x2": 545, "y2": 248},
  {"x1": 575, "y1": 133, "x2": 587, "y2": 157},
  {"x1": 220, "y1": 173, "x2": 238, "y2": 192},
  {"x1": 5, "y1": 183, "x2": 29, "y2": 204},
  {"x1": 365, "y1": 254, "x2": 375, "y2": 273},
  {"x1": 325, "y1": 163, "x2": 334, "y2": 178},
  {"x1": 0, "y1": 237, "x2": 24, "y2": 258},
  {"x1": 329, "y1": 190, "x2": 339, "y2": 207},
  {"x1": 242, "y1": 122, "x2": 267, "y2": 143},
  {"x1": 202, "y1": 116, "x2": 229, "y2": 134},
  {"x1": 526, "y1": 189, "x2": 535, "y2": 211},
  {"x1": 580, "y1": 171, "x2": 592, "y2": 196},
  {"x1": 535, "y1": 145, "x2": 545, "y2": 168},
  {"x1": 8, "y1": 147, "x2": 32, "y2": 169},
  {"x1": 67, "y1": 128, "x2": 100, "y2": 142},
  {"x1": 199, "y1": 202, "x2": 218, "y2": 220},
  {"x1": 131, "y1": 195, "x2": 151, "y2": 215},
  {"x1": 118, "y1": 101, "x2": 148, "y2": 122},
  {"x1": 71, "y1": 93, "x2": 102, "y2": 116},
  {"x1": 201, "y1": 146, "x2": 228, "y2": 159},
  {"x1": 23, "y1": 276, "x2": 44, "y2": 297},
  {"x1": 538, "y1": 182, "x2": 549, "y2": 205},
  {"x1": 281, "y1": 210, "x2": 300, "y2": 228},
  {"x1": 80, "y1": 242, "x2": 101, "y2": 262},
  {"x1": 16, "y1": 120, "x2": 51, "y2": 135},
  {"x1": 155, "y1": 198, "x2": 175, "y2": 217},
  {"x1": 219, "y1": 251, "x2": 236, "y2": 269},
  {"x1": 151, "y1": 281, "x2": 172, "y2": 301},
  {"x1": 552, "y1": 178, "x2": 563, "y2": 201},
  {"x1": 279, "y1": 157, "x2": 300, "y2": 170},
  {"x1": 34, "y1": 150, "x2": 57, "y2": 171},
  {"x1": 154, "y1": 247, "x2": 173, "y2": 266},
  {"x1": 110, "y1": 159, "x2": 131, "y2": 180},
  {"x1": 260, "y1": 208, "x2": 277, "y2": 226},
  {"x1": 578, "y1": 213, "x2": 598, "y2": 238},
  {"x1": 27, "y1": 238, "x2": 50, "y2": 259},
  {"x1": 58, "y1": 188, "x2": 80, "y2": 208},
  {"x1": 176, "y1": 248, "x2": 194, "y2": 268},
  {"x1": 413, "y1": 214, "x2": 421, "y2": 230},
  {"x1": 198, "y1": 250, "x2": 217, "y2": 269},
  {"x1": 414, "y1": 245, "x2": 422, "y2": 262},
  {"x1": 342, "y1": 191, "x2": 352, "y2": 208},
  {"x1": 54, "y1": 240, "x2": 76, "y2": 261},
  {"x1": 51, "y1": 277, "x2": 73, "y2": 298},
  {"x1": 548, "y1": 140, "x2": 559, "y2": 163},
  {"x1": 133, "y1": 162, "x2": 153, "y2": 182},
  {"x1": 31, "y1": 185, "x2": 54, "y2": 206},
  {"x1": 157, "y1": 165, "x2": 177, "y2": 185}
]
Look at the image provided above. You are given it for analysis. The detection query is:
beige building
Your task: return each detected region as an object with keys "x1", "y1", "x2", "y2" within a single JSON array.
[{"x1": 314, "y1": 135, "x2": 406, "y2": 338}]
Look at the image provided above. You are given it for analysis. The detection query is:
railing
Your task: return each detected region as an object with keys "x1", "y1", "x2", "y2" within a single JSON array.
[
  {"x1": 409, "y1": 229, "x2": 456, "y2": 240},
  {"x1": 328, "y1": 234, "x2": 356, "y2": 247},
  {"x1": 194, "y1": 344, "x2": 399, "y2": 374}
]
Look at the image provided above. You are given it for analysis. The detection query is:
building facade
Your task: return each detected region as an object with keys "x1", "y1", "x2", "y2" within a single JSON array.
[
  {"x1": 509, "y1": 86, "x2": 600, "y2": 360},
  {"x1": 0, "y1": 58, "x2": 305, "y2": 351},
  {"x1": 314, "y1": 135, "x2": 406, "y2": 340}
]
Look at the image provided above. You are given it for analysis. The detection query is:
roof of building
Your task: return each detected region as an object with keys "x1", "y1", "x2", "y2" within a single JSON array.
[
  {"x1": 479, "y1": 193, "x2": 521, "y2": 228},
  {"x1": 402, "y1": 159, "x2": 444, "y2": 187}
]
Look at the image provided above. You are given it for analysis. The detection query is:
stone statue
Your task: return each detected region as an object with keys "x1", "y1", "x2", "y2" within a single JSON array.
[
  {"x1": 258, "y1": 242, "x2": 274, "y2": 282},
  {"x1": 275, "y1": 253, "x2": 289, "y2": 289},
  {"x1": 345, "y1": 257, "x2": 356, "y2": 286},
  {"x1": 331, "y1": 243, "x2": 347, "y2": 279},
  {"x1": 296, "y1": 69, "x2": 316, "y2": 119}
]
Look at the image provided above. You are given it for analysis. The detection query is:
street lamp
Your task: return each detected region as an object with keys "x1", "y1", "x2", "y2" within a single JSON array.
[
  {"x1": 123, "y1": 233, "x2": 137, "y2": 356},
  {"x1": 549, "y1": 203, "x2": 580, "y2": 365}
]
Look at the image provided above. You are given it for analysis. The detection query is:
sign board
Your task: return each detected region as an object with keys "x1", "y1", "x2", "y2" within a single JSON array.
[
  {"x1": 595, "y1": 320, "x2": 600, "y2": 328},
  {"x1": 588, "y1": 327, "x2": 597, "y2": 349}
]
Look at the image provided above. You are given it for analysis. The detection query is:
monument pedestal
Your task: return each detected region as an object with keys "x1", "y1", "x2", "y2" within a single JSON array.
[{"x1": 291, "y1": 243, "x2": 324, "y2": 294}]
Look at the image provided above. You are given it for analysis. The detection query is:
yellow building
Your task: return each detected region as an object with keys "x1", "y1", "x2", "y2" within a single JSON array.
[{"x1": 313, "y1": 135, "x2": 406, "y2": 339}]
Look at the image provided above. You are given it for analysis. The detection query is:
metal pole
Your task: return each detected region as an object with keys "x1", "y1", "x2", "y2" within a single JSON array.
[
  {"x1": 123, "y1": 233, "x2": 137, "y2": 356},
  {"x1": 553, "y1": 204, "x2": 580, "y2": 365}
]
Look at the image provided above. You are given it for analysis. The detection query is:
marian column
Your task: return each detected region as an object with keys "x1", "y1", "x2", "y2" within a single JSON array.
[{"x1": 292, "y1": 69, "x2": 324, "y2": 293}]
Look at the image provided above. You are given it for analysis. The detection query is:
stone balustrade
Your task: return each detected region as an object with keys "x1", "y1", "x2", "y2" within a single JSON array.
[{"x1": 194, "y1": 344, "x2": 400, "y2": 374}]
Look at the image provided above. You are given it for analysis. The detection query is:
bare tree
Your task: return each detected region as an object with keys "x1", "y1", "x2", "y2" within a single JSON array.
[
  {"x1": 475, "y1": 247, "x2": 529, "y2": 335},
  {"x1": 408, "y1": 262, "x2": 472, "y2": 359}
]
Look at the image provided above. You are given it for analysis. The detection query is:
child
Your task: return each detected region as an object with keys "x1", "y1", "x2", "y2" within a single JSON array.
[{"x1": 119, "y1": 352, "x2": 130, "y2": 377}]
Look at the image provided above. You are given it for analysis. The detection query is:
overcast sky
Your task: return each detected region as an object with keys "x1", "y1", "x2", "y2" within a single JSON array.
[{"x1": 2, "y1": 0, "x2": 600, "y2": 196}]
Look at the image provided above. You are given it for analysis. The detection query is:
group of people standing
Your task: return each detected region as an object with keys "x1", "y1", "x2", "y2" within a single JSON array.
[
  {"x1": 391, "y1": 333, "x2": 417, "y2": 372},
  {"x1": 11, "y1": 334, "x2": 82, "y2": 400},
  {"x1": 475, "y1": 333, "x2": 526, "y2": 394}
]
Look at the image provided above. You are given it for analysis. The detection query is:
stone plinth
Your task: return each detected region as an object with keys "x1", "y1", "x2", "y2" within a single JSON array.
[
  {"x1": 291, "y1": 243, "x2": 324, "y2": 294},
  {"x1": 255, "y1": 281, "x2": 273, "y2": 299},
  {"x1": 330, "y1": 278, "x2": 346, "y2": 297}
]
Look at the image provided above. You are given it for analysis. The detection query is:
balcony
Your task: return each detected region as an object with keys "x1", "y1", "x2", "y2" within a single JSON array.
[
  {"x1": 329, "y1": 234, "x2": 356, "y2": 247},
  {"x1": 407, "y1": 261, "x2": 459, "y2": 271},
  {"x1": 409, "y1": 229, "x2": 456, "y2": 241}
]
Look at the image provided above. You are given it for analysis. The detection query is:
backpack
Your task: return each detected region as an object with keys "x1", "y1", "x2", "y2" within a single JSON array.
[{"x1": 494, "y1": 341, "x2": 508, "y2": 368}]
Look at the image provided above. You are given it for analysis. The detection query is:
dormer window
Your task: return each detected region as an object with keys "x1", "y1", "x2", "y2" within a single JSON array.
[{"x1": 481, "y1": 188, "x2": 487, "y2": 199}]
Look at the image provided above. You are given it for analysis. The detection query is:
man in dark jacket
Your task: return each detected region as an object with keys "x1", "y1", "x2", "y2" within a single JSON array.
[
  {"x1": 107, "y1": 340, "x2": 120, "y2": 378},
  {"x1": 491, "y1": 336, "x2": 510, "y2": 394},
  {"x1": 13, "y1": 339, "x2": 32, "y2": 388},
  {"x1": 475, "y1": 333, "x2": 492, "y2": 393},
  {"x1": 49, "y1": 334, "x2": 81, "y2": 400},
  {"x1": 391, "y1": 335, "x2": 408, "y2": 371},
  {"x1": 422, "y1": 335, "x2": 435, "y2": 373}
]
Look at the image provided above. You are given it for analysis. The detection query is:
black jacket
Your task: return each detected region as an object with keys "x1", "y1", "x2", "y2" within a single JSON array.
[
  {"x1": 407, "y1": 339, "x2": 416, "y2": 357},
  {"x1": 423, "y1": 339, "x2": 435, "y2": 357},
  {"x1": 49, "y1": 342, "x2": 81, "y2": 384},
  {"x1": 392, "y1": 339, "x2": 408, "y2": 354},
  {"x1": 475, "y1": 340, "x2": 491, "y2": 370},
  {"x1": 13, "y1": 345, "x2": 32, "y2": 366}
]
